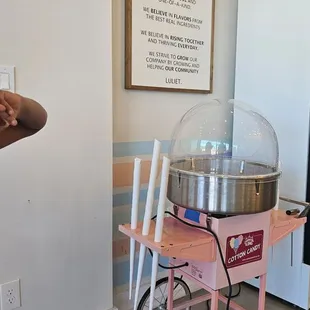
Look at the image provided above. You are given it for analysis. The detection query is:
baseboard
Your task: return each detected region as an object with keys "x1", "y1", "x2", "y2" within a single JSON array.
[{"x1": 113, "y1": 271, "x2": 201, "y2": 310}]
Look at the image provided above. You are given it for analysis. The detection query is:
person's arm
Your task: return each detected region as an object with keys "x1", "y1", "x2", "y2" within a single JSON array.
[{"x1": 0, "y1": 91, "x2": 47, "y2": 149}]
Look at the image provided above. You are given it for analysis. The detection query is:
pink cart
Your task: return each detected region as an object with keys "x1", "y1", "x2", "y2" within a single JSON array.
[
  {"x1": 119, "y1": 101, "x2": 308, "y2": 309},
  {"x1": 119, "y1": 205, "x2": 307, "y2": 309}
]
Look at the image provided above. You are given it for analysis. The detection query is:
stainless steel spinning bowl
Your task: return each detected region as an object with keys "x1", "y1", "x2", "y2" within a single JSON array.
[{"x1": 167, "y1": 158, "x2": 281, "y2": 215}]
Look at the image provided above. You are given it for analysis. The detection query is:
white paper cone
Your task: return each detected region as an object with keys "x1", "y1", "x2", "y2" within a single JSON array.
[
  {"x1": 129, "y1": 158, "x2": 141, "y2": 300},
  {"x1": 149, "y1": 157, "x2": 170, "y2": 308},
  {"x1": 154, "y1": 156, "x2": 170, "y2": 242},
  {"x1": 149, "y1": 252, "x2": 159, "y2": 310},
  {"x1": 133, "y1": 245, "x2": 146, "y2": 310},
  {"x1": 129, "y1": 238, "x2": 136, "y2": 300},
  {"x1": 131, "y1": 158, "x2": 142, "y2": 229},
  {"x1": 142, "y1": 139, "x2": 161, "y2": 236}
]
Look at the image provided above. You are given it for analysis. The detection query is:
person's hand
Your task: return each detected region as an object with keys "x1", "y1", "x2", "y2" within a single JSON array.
[
  {"x1": 0, "y1": 117, "x2": 9, "y2": 132},
  {"x1": 0, "y1": 90, "x2": 20, "y2": 127}
]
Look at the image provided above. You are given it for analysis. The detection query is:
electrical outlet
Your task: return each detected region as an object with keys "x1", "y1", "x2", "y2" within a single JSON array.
[{"x1": 0, "y1": 279, "x2": 21, "y2": 310}]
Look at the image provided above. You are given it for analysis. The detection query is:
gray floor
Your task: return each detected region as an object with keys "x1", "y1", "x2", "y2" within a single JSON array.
[{"x1": 192, "y1": 285, "x2": 295, "y2": 310}]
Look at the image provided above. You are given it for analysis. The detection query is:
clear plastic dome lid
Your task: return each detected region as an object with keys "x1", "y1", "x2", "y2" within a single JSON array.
[{"x1": 169, "y1": 99, "x2": 280, "y2": 179}]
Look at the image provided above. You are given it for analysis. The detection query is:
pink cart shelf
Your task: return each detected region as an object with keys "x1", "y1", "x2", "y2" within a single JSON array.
[
  {"x1": 270, "y1": 210, "x2": 306, "y2": 245},
  {"x1": 119, "y1": 217, "x2": 216, "y2": 262},
  {"x1": 119, "y1": 210, "x2": 306, "y2": 263}
]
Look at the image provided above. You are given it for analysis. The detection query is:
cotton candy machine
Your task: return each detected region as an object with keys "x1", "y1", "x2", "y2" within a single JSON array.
[
  {"x1": 167, "y1": 99, "x2": 281, "y2": 215},
  {"x1": 118, "y1": 100, "x2": 308, "y2": 310}
]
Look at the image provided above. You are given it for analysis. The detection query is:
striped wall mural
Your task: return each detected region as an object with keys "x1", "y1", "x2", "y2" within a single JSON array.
[{"x1": 113, "y1": 140, "x2": 170, "y2": 287}]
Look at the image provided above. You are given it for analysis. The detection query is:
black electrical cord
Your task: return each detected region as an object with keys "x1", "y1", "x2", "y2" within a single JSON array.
[
  {"x1": 206, "y1": 283, "x2": 242, "y2": 310},
  {"x1": 162, "y1": 211, "x2": 233, "y2": 310},
  {"x1": 226, "y1": 283, "x2": 241, "y2": 298},
  {"x1": 148, "y1": 247, "x2": 189, "y2": 270},
  {"x1": 150, "y1": 211, "x2": 233, "y2": 309}
]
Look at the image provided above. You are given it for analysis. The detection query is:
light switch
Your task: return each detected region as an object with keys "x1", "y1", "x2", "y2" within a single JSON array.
[
  {"x1": 0, "y1": 66, "x2": 15, "y2": 92},
  {"x1": 0, "y1": 73, "x2": 10, "y2": 90}
]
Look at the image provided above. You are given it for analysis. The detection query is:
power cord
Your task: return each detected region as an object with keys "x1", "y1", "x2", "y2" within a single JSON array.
[
  {"x1": 206, "y1": 283, "x2": 241, "y2": 310},
  {"x1": 148, "y1": 247, "x2": 189, "y2": 270},
  {"x1": 226, "y1": 283, "x2": 241, "y2": 298},
  {"x1": 154, "y1": 211, "x2": 233, "y2": 310},
  {"x1": 149, "y1": 214, "x2": 189, "y2": 270}
]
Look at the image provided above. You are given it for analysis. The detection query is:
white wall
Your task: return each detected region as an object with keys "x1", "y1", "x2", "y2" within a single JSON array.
[
  {"x1": 0, "y1": 1, "x2": 113, "y2": 310},
  {"x1": 235, "y1": 0, "x2": 310, "y2": 308},
  {"x1": 113, "y1": 0, "x2": 238, "y2": 143}
]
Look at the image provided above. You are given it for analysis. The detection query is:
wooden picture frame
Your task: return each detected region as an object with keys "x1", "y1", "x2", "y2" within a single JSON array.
[{"x1": 125, "y1": 0, "x2": 215, "y2": 94}]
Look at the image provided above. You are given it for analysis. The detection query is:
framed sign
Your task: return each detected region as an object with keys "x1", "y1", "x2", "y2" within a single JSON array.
[{"x1": 125, "y1": 0, "x2": 215, "y2": 94}]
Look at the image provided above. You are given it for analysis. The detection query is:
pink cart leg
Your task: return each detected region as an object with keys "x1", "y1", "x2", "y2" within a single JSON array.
[
  {"x1": 258, "y1": 274, "x2": 267, "y2": 310},
  {"x1": 210, "y1": 289, "x2": 219, "y2": 310},
  {"x1": 167, "y1": 268, "x2": 175, "y2": 310}
]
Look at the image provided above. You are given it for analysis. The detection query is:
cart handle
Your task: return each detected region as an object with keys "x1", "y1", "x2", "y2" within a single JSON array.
[
  {"x1": 280, "y1": 196, "x2": 310, "y2": 207},
  {"x1": 279, "y1": 196, "x2": 310, "y2": 218}
]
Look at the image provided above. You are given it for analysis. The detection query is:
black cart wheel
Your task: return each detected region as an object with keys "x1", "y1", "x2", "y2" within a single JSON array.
[{"x1": 137, "y1": 276, "x2": 192, "y2": 310}]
